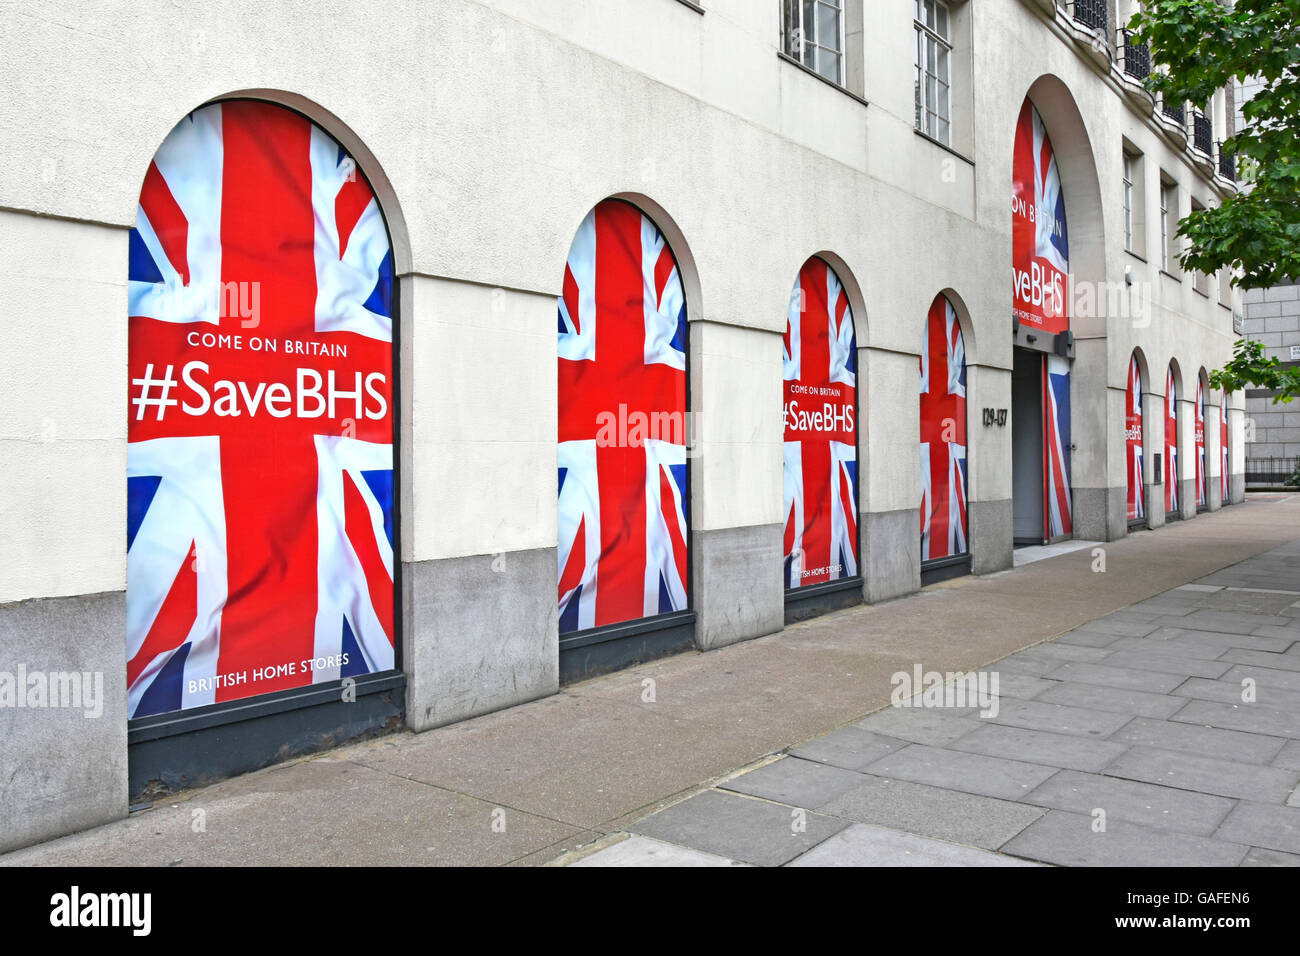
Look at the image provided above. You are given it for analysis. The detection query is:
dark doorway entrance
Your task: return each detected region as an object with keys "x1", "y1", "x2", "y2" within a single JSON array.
[{"x1": 1012, "y1": 347, "x2": 1045, "y2": 545}]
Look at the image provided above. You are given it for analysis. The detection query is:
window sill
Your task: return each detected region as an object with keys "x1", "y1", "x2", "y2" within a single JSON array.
[
  {"x1": 913, "y1": 128, "x2": 974, "y2": 166},
  {"x1": 1124, "y1": 248, "x2": 1148, "y2": 265},
  {"x1": 1193, "y1": 285, "x2": 1210, "y2": 299},
  {"x1": 776, "y1": 51, "x2": 869, "y2": 108},
  {"x1": 1159, "y1": 269, "x2": 1182, "y2": 284},
  {"x1": 671, "y1": 0, "x2": 704, "y2": 13}
]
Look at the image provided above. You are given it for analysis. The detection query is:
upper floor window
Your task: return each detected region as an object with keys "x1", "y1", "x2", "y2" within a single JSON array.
[
  {"x1": 1122, "y1": 145, "x2": 1146, "y2": 258},
  {"x1": 1122, "y1": 152, "x2": 1135, "y2": 252},
  {"x1": 915, "y1": 0, "x2": 952, "y2": 144},
  {"x1": 1190, "y1": 198, "x2": 1209, "y2": 295},
  {"x1": 782, "y1": 0, "x2": 845, "y2": 85},
  {"x1": 1218, "y1": 260, "x2": 1233, "y2": 308},
  {"x1": 1159, "y1": 176, "x2": 1177, "y2": 274}
]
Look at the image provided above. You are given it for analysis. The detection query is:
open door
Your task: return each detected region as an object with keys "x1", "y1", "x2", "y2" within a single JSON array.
[{"x1": 1012, "y1": 348, "x2": 1044, "y2": 544}]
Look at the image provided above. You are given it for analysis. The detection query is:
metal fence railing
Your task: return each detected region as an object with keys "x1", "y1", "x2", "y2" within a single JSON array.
[
  {"x1": 1193, "y1": 110, "x2": 1214, "y2": 155},
  {"x1": 1245, "y1": 457, "x2": 1300, "y2": 486},
  {"x1": 1121, "y1": 29, "x2": 1150, "y2": 80},
  {"x1": 1071, "y1": 0, "x2": 1108, "y2": 34},
  {"x1": 1218, "y1": 144, "x2": 1236, "y2": 182}
]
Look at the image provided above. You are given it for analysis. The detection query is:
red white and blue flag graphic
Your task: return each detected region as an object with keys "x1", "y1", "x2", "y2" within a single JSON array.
[
  {"x1": 127, "y1": 101, "x2": 396, "y2": 718},
  {"x1": 1165, "y1": 366, "x2": 1179, "y2": 513},
  {"x1": 1014, "y1": 97, "x2": 1072, "y2": 538},
  {"x1": 558, "y1": 200, "x2": 689, "y2": 633},
  {"x1": 783, "y1": 258, "x2": 858, "y2": 587},
  {"x1": 1221, "y1": 399, "x2": 1230, "y2": 502},
  {"x1": 1195, "y1": 378, "x2": 1208, "y2": 508},
  {"x1": 1044, "y1": 354, "x2": 1073, "y2": 537},
  {"x1": 1126, "y1": 354, "x2": 1144, "y2": 521},
  {"x1": 920, "y1": 294, "x2": 967, "y2": 560},
  {"x1": 1012, "y1": 100, "x2": 1070, "y2": 337}
]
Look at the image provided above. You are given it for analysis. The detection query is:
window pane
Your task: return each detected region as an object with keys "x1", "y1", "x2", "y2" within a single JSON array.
[
  {"x1": 817, "y1": 49, "x2": 840, "y2": 82},
  {"x1": 937, "y1": 117, "x2": 950, "y2": 144},
  {"x1": 937, "y1": 45, "x2": 948, "y2": 84},
  {"x1": 936, "y1": 3, "x2": 949, "y2": 38},
  {"x1": 924, "y1": 0, "x2": 935, "y2": 28},
  {"x1": 802, "y1": 0, "x2": 816, "y2": 44},
  {"x1": 1124, "y1": 181, "x2": 1133, "y2": 249},
  {"x1": 937, "y1": 81, "x2": 949, "y2": 120},
  {"x1": 926, "y1": 74, "x2": 937, "y2": 113},
  {"x1": 817, "y1": 2, "x2": 840, "y2": 55},
  {"x1": 783, "y1": 0, "x2": 799, "y2": 57}
]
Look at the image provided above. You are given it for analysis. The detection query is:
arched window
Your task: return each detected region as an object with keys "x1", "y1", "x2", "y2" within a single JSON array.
[
  {"x1": 1165, "y1": 365, "x2": 1179, "y2": 516},
  {"x1": 557, "y1": 199, "x2": 689, "y2": 637},
  {"x1": 127, "y1": 100, "x2": 396, "y2": 719},
  {"x1": 1195, "y1": 374, "x2": 1208, "y2": 511},
  {"x1": 1126, "y1": 353, "x2": 1144, "y2": 524},
  {"x1": 920, "y1": 293, "x2": 967, "y2": 561},
  {"x1": 783, "y1": 257, "x2": 858, "y2": 589},
  {"x1": 1221, "y1": 395, "x2": 1231, "y2": 504}
]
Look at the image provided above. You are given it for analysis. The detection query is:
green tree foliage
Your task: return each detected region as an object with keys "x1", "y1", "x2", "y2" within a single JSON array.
[
  {"x1": 1130, "y1": 0, "x2": 1300, "y2": 290},
  {"x1": 1132, "y1": 1, "x2": 1300, "y2": 401},
  {"x1": 1209, "y1": 338, "x2": 1300, "y2": 401}
]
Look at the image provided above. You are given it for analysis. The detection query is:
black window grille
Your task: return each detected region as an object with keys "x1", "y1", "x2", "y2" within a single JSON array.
[
  {"x1": 1218, "y1": 145, "x2": 1236, "y2": 182},
  {"x1": 1071, "y1": 0, "x2": 1108, "y2": 34},
  {"x1": 1122, "y1": 30, "x2": 1150, "y2": 79},
  {"x1": 1193, "y1": 111, "x2": 1213, "y2": 155}
]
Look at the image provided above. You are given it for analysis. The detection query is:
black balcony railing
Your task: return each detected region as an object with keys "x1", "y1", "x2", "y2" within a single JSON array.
[
  {"x1": 1072, "y1": 0, "x2": 1109, "y2": 33},
  {"x1": 1121, "y1": 30, "x2": 1151, "y2": 80},
  {"x1": 1162, "y1": 98, "x2": 1185, "y2": 125},
  {"x1": 1193, "y1": 111, "x2": 1213, "y2": 154},
  {"x1": 1218, "y1": 144, "x2": 1236, "y2": 181}
]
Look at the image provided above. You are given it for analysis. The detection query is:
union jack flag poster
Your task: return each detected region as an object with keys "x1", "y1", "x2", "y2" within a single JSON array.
[
  {"x1": 1012, "y1": 100, "x2": 1069, "y2": 337},
  {"x1": 1165, "y1": 366, "x2": 1179, "y2": 513},
  {"x1": 1126, "y1": 354, "x2": 1144, "y2": 521},
  {"x1": 1014, "y1": 97, "x2": 1073, "y2": 539},
  {"x1": 920, "y1": 294, "x2": 967, "y2": 560},
  {"x1": 1044, "y1": 354, "x2": 1073, "y2": 537},
  {"x1": 783, "y1": 257, "x2": 858, "y2": 588},
  {"x1": 1221, "y1": 398, "x2": 1230, "y2": 502},
  {"x1": 558, "y1": 200, "x2": 689, "y2": 634},
  {"x1": 1195, "y1": 378, "x2": 1207, "y2": 507},
  {"x1": 127, "y1": 101, "x2": 396, "y2": 718}
]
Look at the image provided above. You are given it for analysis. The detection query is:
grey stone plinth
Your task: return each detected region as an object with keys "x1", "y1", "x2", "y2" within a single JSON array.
[
  {"x1": 970, "y1": 498, "x2": 1012, "y2": 574},
  {"x1": 860, "y1": 507, "x2": 920, "y2": 603},
  {"x1": 1144, "y1": 483, "x2": 1165, "y2": 528},
  {"x1": 1072, "y1": 486, "x2": 1126, "y2": 541},
  {"x1": 693, "y1": 523, "x2": 783, "y2": 651},
  {"x1": 1230, "y1": 473, "x2": 1246, "y2": 504},
  {"x1": 0, "y1": 591, "x2": 127, "y2": 854},
  {"x1": 403, "y1": 549, "x2": 557, "y2": 732}
]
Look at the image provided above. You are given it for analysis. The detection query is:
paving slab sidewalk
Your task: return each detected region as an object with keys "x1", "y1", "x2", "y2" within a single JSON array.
[
  {"x1": 4, "y1": 496, "x2": 1299, "y2": 867},
  {"x1": 568, "y1": 517, "x2": 1300, "y2": 867}
]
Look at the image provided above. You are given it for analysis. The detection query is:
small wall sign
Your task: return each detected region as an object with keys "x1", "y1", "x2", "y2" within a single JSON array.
[{"x1": 982, "y1": 407, "x2": 1008, "y2": 427}]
